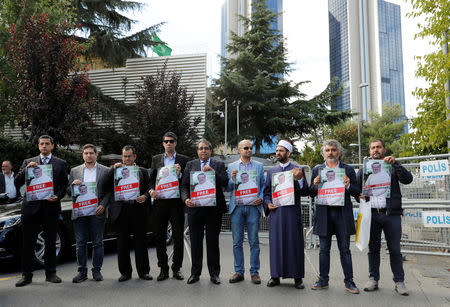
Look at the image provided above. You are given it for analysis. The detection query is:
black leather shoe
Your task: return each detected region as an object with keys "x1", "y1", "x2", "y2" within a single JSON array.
[
  {"x1": 294, "y1": 278, "x2": 305, "y2": 289},
  {"x1": 45, "y1": 274, "x2": 62, "y2": 283},
  {"x1": 118, "y1": 274, "x2": 131, "y2": 282},
  {"x1": 92, "y1": 271, "x2": 103, "y2": 282},
  {"x1": 173, "y1": 270, "x2": 184, "y2": 280},
  {"x1": 187, "y1": 275, "x2": 200, "y2": 284},
  {"x1": 72, "y1": 273, "x2": 88, "y2": 283},
  {"x1": 157, "y1": 270, "x2": 169, "y2": 281},
  {"x1": 15, "y1": 275, "x2": 32, "y2": 287},
  {"x1": 267, "y1": 277, "x2": 280, "y2": 287},
  {"x1": 139, "y1": 274, "x2": 153, "y2": 281},
  {"x1": 210, "y1": 275, "x2": 221, "y2": 285}
]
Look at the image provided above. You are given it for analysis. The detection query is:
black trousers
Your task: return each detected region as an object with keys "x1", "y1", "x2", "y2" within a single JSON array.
[
  {"x1": 154, "y1": 199, "x2": 185, "y2": 271},
  {"x1": 115, "y1": 202, "x2": 150, "y2": 276},
  {"x1": 188, "y1": 207, "x2": 222, "y2": 277},
  {"x1": 21, "y1": 204, "x2": 59, "y2": 276}
]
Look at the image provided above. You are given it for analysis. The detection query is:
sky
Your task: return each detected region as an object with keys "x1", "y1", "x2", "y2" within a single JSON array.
[{"x1": 131, "y1": 0, "x2": 435, "y2": 119}]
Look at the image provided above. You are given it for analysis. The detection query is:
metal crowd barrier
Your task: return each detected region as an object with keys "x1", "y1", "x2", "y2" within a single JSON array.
[{"x1": 220, "y1": 154, "x2": 450, "y2": 257}]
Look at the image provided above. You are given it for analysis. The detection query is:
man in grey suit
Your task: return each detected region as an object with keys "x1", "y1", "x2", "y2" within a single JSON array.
[
  {"x1": 15, "y1": 135, "x2": 68, "y2": 287},
  {"x1": 68, "y1": 144, "x2": 112, "y2": 283}
]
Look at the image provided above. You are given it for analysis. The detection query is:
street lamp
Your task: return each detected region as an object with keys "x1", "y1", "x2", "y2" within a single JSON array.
[{"x1": 356, "y1": 82, "x2": 369, "y2": 165}]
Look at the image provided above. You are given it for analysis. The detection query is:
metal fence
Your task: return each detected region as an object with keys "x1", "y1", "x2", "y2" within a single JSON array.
[{"x1": 221, "y1": 154, "x2": 450, "y2": 256}]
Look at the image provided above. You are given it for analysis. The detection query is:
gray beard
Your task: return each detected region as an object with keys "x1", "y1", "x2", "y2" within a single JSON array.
[{"x1": 325, "y1": 157, "x2": 338, "y2": 163}]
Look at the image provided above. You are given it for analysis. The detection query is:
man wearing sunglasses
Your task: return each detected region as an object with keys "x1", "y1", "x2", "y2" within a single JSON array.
[
  {"x1": 149, "y1": 132, "x2": 189, "y2": 281},
  {"x1": 227, "y1": 140, "x2": 265, "y2": 285}
]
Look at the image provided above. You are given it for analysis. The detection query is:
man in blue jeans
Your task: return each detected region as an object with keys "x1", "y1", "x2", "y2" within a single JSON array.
[
  {"x1": 357, "y1": 138, "x2": 413, "y2": 296},
  {"x1": 227, "y1": 139, "x2": 265, "y2": 284},
  {"x1": 68, "y1": 144, "x2": 112, "y2": 283}
]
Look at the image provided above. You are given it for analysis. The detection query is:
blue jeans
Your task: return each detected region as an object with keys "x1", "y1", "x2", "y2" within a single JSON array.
[
  {"x1": 368, "y1": 212, "x2": 404, "y2": 282},
  {"x1": 73, "y1": 215, "x2": 105, "y2": 274},
  {"x1": 319, "y1": 207, "x2": 354, "y2": 284},
  {"x1": 231, "y1": 205, "x2": 260, "y2": 275}
]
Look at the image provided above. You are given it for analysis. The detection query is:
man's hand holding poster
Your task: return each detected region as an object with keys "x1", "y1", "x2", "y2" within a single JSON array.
[
  {"x1": 234, "y1": 170, "x2": 258, "y2": 205},
  {"x1": 115, "y1": 166, "x2": 140, "y2": 201},
  {"x1": 271, "y1": 171, "x2": 294, "y2": 207},
  {"x1": 26, "y1": 165, "x2": 54, "y2": 201},
  {"x1": 362, "y1": 159, "x2": 391, "y2": 198},
  {"x1": 156, "y1": 165, "x2": 180, "y2": 199},
  {"x1": 72, "y1": 182, "x2": 98, "y2": 218},
  {"x1": 190, "y1": 171, "x2": 216, "y2": 207},
  {"x1": 317, "y1": 167, "x2": 345, "y2": 206}
]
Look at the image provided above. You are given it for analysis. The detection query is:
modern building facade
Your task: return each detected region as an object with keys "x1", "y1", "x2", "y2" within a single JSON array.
[{"x1": 328, "y1": 0, "x2": 406, "y2": 124}]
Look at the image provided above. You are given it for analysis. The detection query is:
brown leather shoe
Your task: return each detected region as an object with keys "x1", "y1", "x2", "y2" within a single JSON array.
[
  {"x1": 229, "y1": 273, "x2": 244, "y2": 283},
  {"x1": 251, "y1": 274, "x2": 261, "y2": 284}
]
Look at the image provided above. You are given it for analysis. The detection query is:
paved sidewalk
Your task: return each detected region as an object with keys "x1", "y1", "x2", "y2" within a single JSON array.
[{"x1": 0, "y1": 235, "x2": 448, "y2": 307}]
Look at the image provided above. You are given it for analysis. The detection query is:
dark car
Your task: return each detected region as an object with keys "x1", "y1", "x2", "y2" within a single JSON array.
[{"x1": 0, "y1": 198, "x2": 172, "y2": 266}]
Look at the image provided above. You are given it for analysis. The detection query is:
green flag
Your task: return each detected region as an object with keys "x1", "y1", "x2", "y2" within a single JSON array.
[{"x1": 152, "y1": 33, "x2": 172, "y2": 56}]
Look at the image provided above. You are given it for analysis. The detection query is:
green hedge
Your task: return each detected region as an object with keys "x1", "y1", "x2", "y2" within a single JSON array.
[{"x1": 0, "y1": 135, "x2": 82, "y2": 172}]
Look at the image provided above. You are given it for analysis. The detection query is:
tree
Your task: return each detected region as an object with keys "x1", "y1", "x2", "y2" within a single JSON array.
[
  {"x1": 122, "y1": 63, "x2": 201, "y2": 167},
  {"x1": 4, "y1": 13, "x2": 90, "y2": 146},
  {"x1": 406, "y1": 0, "x2": 450, "y2": 154},
  {"x1": 212, "y1": 0, "x2": 350, "y2": 153}
]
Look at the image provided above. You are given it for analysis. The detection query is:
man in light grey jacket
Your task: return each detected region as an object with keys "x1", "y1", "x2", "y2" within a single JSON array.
[{"x1": 68, "y1": 144, "x2": 112, "y2": 283}]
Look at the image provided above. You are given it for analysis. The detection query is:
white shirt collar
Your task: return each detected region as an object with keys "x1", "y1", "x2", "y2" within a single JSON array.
[{"x1": 279, "y1": 161, "x2": 291, "y2": 168}]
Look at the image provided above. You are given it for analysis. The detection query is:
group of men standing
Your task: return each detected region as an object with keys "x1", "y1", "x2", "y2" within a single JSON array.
[{"x1": 9, "y1": 133, "x2": 412, "y2": 297}]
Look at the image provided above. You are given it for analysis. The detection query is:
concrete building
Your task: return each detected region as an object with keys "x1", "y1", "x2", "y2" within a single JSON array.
[{"x1": 329, "y1": 0, "x2": 406, "y2": 124}]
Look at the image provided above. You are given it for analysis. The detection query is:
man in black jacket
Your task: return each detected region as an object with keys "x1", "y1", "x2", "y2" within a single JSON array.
[
  {"x1": 181, "y1": 139, "x2": 228, "y2": 285},
  {"x1": 109, "y1": 145, "x2": 152, "y2": 282},
  {"x1": 357, "y1": 138, "x2": 413, "y2": 296},
  {"x1": 1, "y1": 160, "x2": 20, "y2": 203},
  {"x1": 149, "y1": 132, "x2": 189, "y2": 281},
  {"x1": 14, "y1": 135, "x2": 68, "y2": 287}
]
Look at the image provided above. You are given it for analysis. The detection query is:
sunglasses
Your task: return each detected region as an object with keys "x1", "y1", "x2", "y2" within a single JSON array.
[
  {"x1": 163, "y1": 139, "x2": 175, "y2": 144},
  {"x1": 243, "y1": 147, "x2": 253, "y2": 150}
]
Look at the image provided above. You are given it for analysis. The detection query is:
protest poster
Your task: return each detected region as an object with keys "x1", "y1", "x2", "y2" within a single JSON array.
[
  {"x1": 155, "y1": 165, "x2": 180, "y2": 199},
  {"x1": 271, "y1": 171, "x2": 294, "y2": 206},
  {"x1": 26, "y1": 165, "x2": 53, "y2": 201},
  {"x1": 362, "y1": 159, "x2": 391, "y2": 198},
  {"x1": 190, "y1": 171, "x2": 216, "y2": 207},
  {"x1": 114, "y1": 166, "x2": 140, "y2": 201},
  {"x1": 317, "y1": 167, "x2": 345, "y2": 206},
  {"x1": 234, "y1": 170, "x2": 258, "y2": 205},
  {"x1": 72, "y1": 182, "x2": 98, "y2": 218}
]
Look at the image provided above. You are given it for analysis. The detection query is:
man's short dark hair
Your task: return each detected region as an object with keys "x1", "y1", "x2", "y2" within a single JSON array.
[
  {"x1": 38, "y1": 135, "x2": 54, "y2": 144},
  {"x1": 163, "y1": 132, "x2": 177, "y2": 141},
  {"x1": 326, "y1": 170, "x2": 335, "y2": 175},
  {"x1": 369, "y1": 138, "x2": 385, "y2": 148},
  {"x1": 2, "y1": 160, "x2": 12, "y2": 167},
  {"x1": 122, "y1": 145, "x2": 136, "y2": 155},
  {"x1": 82, "y1": 144, "x2": 97, "y2": 153},
  {"x1": 197, "y1": 139, "x2": 212, "y2": 150}
]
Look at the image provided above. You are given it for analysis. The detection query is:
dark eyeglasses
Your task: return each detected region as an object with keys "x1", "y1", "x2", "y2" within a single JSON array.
[
  {"x1": 243, "y1": 147, "x2": 252, "y2": 150},
  {"x1": 163, "y1": 140, "x2": 175, "y2": 144}
]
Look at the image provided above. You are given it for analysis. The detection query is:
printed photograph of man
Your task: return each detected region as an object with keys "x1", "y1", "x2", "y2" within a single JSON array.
[
  {"x1": 117, "y1": 167, "x2": 139, "y2": 200},
  {"x1": 365, "y1": 162, "x2": 390, "y2": 198},
  {"x1": 157, "y1": 167, "x2": 179, "y2": 199},
  {"x1": 75, "y1": 184, "x2": 97, "y2": 203},
  {"x1": 273, "y1": 172, "x2": 293, "y2": 206},
  {"x1": 192, "y1": 173, "x2": 215, "y2": 206},
  {"x1": 236, "y1": 172, "x2": 258, "y2": 205},
  {"x1": 28, "y1": 167, "x2": 53, "y2": 200},
  {"x1": 319, "y1": 170, "x2": 345, "y2": 206}
]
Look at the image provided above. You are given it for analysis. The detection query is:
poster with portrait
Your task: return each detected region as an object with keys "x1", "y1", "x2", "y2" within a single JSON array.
[
  {"x1": 362, "y1": 159, "x2": 391, "y2": 198},
  {"x1": 26, "y1": 165, "x2": 54, "y2": 201},
  {"x1": 72, "y1": 182, "x2": 98, "y2": 219},
  {"x1": 234, "y1": 170, "x2": 258, "y2": 205},
  {"x1": 190, "y1": 171, "x2": 216, "y2": 207},
  {"x1": 271, "y1": 171, "x2": 294, "y2": 207},
  {"x1": 155, "y1": 165, "x2": 180, "y2": 199},
  {"x1": 317, "y1": 167, "x2": 345, "y2": 206},
  {"x1": 114, "y1": 166, "x2": 140, "y2": 201}
]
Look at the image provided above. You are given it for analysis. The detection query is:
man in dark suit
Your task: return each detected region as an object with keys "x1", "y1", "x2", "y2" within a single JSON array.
[
  {"x1": 109, "y1": 145, "x2": 152, "y2": 282},
  {"x1": 181, "y1": 139, "x2": 228, "y2": 285},
  {"x1": 68, "y1": 144, "x2": 112, "y2": 283},
  {"x1": 149, "y1": 132, "x2": 189, "y2": 281},
  {"x1": 1, "y1": 160, "x2": 20, "y2": 203},
  {"x1": 14, "y1": 135, "x2": 68, "y2": 287},
  {"x1": 309, "y1": 139, "x2": 361, "y2": 294}
]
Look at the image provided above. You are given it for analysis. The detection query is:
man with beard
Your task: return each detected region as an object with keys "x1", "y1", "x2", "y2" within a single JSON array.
[
  {"x1": 263, "y1": 140, "x2": 309, "y2": 289},
  {"x1": 310, "y1": 139, "x2": 360, "y2": 294}
]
